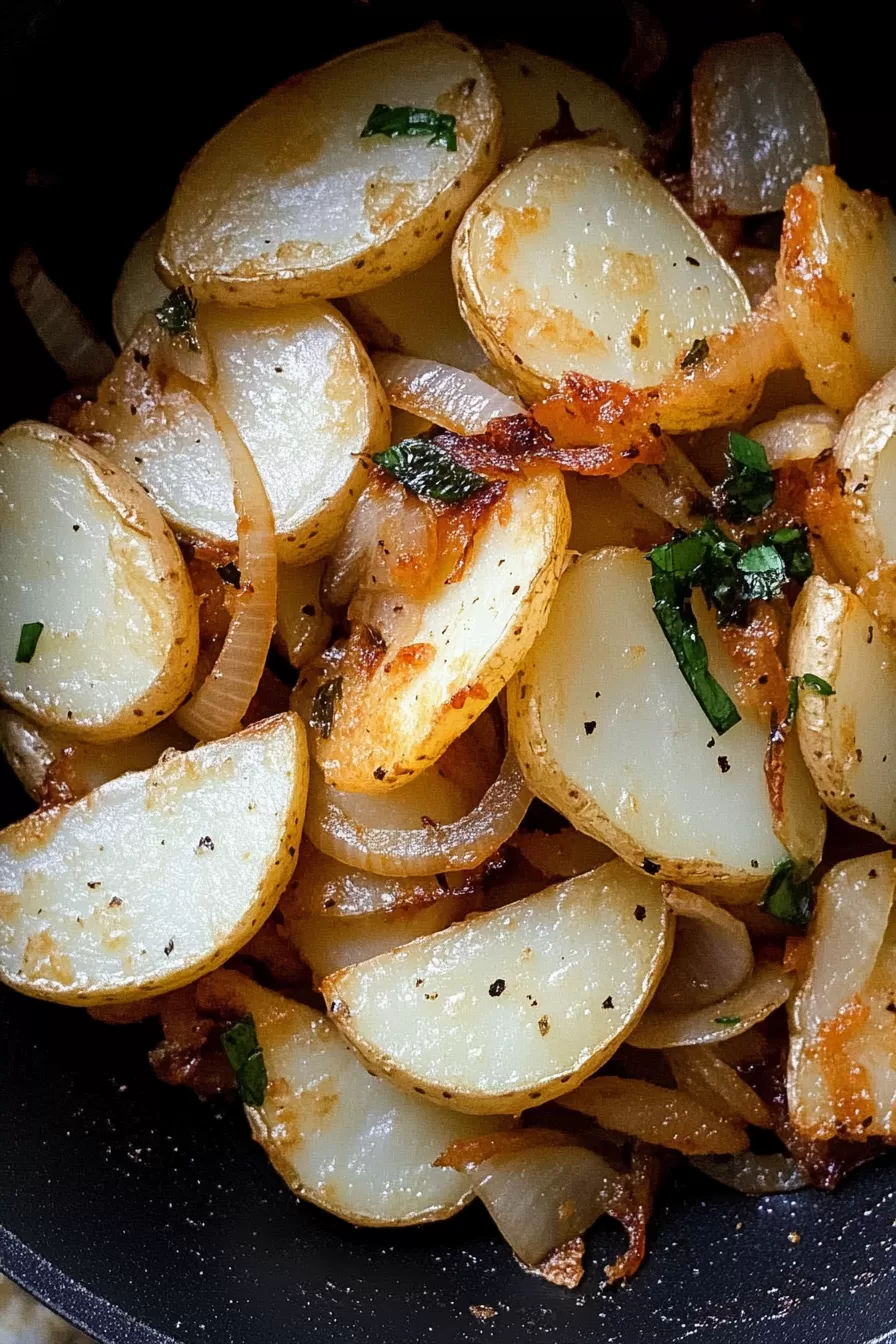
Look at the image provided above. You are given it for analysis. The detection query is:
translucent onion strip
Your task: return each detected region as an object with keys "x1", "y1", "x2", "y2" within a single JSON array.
[
  {"x1": 665, "y1": 1045, "x2": 771, "y2": 1128},
  {"x1": 304, "y1": 746, "x2": 531, "y2": 876},
  {"x1": 749, "y1": 404, "x2": 842, "y2": 468},
  {"x1": 690, "y1": 1152, "x2": 808, "y2": 1195},
  {"x1": 372, "y1": 352, "x2": 522, "y2": 435},
  {"x1": 629, "y1": 961, "x2": 794, "y2": 1050},
  {"x1": 618, "y1": 437, "x2": 712, "y2": 532},
  {"x1": 559, "y1": 1076, "x2": 748, "y2": 1154},
  {"x1": 10, "y1": 246, "x2": 114, "y2": 384},
  {"x1": 652, "y1": 889, "x2": 754, "y2": 1013}
]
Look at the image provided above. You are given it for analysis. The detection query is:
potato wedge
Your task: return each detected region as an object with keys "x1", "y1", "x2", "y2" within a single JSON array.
[
  {"x1": 0, "y1": 713, "x2": 307, "y2": 1004},
  {"x1": 453, "y1": 142, "x2": 750, "y2": 402},
  {"x1": 160, "y1": 30, "x2": 501, "y2": 306},
  {"x1": 313, "y1": 471, "x2": 569, "y2": 791},
  {"x1": 486, "y1": 42, "x2": 646, "y2": 163},
  {"x1": 323, "y1": 860, "x2": 672, "y2": 1114},
  {"x1": 510, "y1": 547, "x2": 824, "y2": 884},
  {"x1": 777, "y1": 167, "x2": 896, "y2": 414},
  {"x1": 790, "y1": 576, "x2": 896, "y2": 840},
  {"x1": 275, "y1": 561, "x2": 333, "y2": 669},
  {"x1": 111, "y1": 220, "x2": 168, "y2": 348},
  {"x1": 75, "y1": 305, "x2": 387, "y2": 564},
  {"x1": 339, "y1": 248, "x2": 487, "y2": 372},
  {"x1": 197, "y1": 971, "x2": 507, "y2": 1224},
  {"x1": 0, "y1": 707, "x2": 191, "y2": 804},
  {"x1": 0, "y1": 421, "x2": 197, "y2": 740}
]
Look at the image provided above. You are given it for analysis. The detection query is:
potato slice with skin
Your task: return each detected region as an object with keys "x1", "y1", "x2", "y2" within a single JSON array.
[
  {"x1": 275, "y1": 561, "x2": 333, "y2": 669},
  {"x1": 160, "y1": 30, "x2": 501, "y2": 306},
  {"x1": 777, "y1": 168, "x2": 896, "y2": 415},
  {"x1": 323, "y1": 861, "x2": 673, "y2": 1114},
  {"x1": 486, "y1": 42, "x2": 646, "y2": 164},
  {"x1": 314, "y1": 471, "x2": 569, "y2": 791},
  {"x1": 76, "y1": 305, "x2": 387, "y2": 564},
  {"x1": 790, "y1": 576, "x2": 896, "y2": 840},
  {"x1": 111, "y1": 220, "x2": 168, "y2": 348},
  {"x1": 0, "y1": 714, "x2": 307, "y2": 1004},
  {"x1": 0, "y1": 707, "x2": 191, "y2": 804},
  {"x1": 510, "y1": 547, "x2": 824, "y2": 884},
  {"x1": 0, "y1": 421, "x2": 198, "y2": 740},
  {"x1": 453, "y1": 142, "x2": 750, "y2": 403},
  {"x1": 196, "y1": 971, "x2": 508, "y2": 1225}
]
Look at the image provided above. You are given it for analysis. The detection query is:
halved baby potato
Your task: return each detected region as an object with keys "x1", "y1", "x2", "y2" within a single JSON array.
[
  {"x1": 790, "y1": 576, "x2": 896, "y2": 840},
  {"x1": 452, "y1": 142, "x2": 750, "y2": 403},
  {"x1": 777, "y1": 167, "x2": 896, "y2": 415},
  {"x1": 197, "y1": 971, "x2": 509, "y2": 1225},
  {"x1": 323, "y1": 860, "x2": 673, "y2": 1114},
  {"x1": 510, "y1": 547, "x2": 825, "y2": 885},
  {"x1": 160, "y1": 29, "x2": 502, "y2": 306},
  {"x1": 0, "y1": 714, "x2": 307, "y2": 1004},
  {"x1": 75, "y1": 303, "x2": 388, "y2": 563},
  {"x1": 313, "y1": 471, "x2": 569, "y2": 791},
  {"x1": 485, "y1": 42, "x2": 647, "y2": 163},
  {"x1": 0, "y1": 421, "x2": 198, "y2": 740},
  {"x1": 111, "y1": 220, "x2": 168, "y2": 348}
]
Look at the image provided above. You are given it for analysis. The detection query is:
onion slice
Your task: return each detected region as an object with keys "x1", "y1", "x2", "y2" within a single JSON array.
[
  {"x1": 665, "y1": 1045, "x2": 771, "y2": 1128},
  {"x1": 558, "y1": 1076, "x2": 748, "y2": 1154},
  {"x1": 304, "y1": 745, "x2": 531, "y2": 876},
  {"x1": 10, "y1": 246, "x2": 114, "y2": 384},
  {"x1": 629, "y1": 961, "x2": 794, "y2": 1050},
  {"x1": 749, "y1": 404, "x2": 842, "y2": 468},
  {"x1": 652, "y1": 888, "x2": 754, "y2": 1013},
  {"x1": 372, "y1": 353, "x2": 522, "y2": 435},
  {"x1": 690, "y1": 1152, "x2": 808, "y2": 1195},
  {"x1": 618, "y1": 437, "x2": 712, "y2": 532}
]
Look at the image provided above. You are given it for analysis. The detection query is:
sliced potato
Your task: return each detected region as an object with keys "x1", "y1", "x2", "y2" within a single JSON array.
[
  {"x1": 791, "y1": 576, "x2": 896, "y2": 840},
  {"x1": 777, "y1": 167, "x2": 896, "y2": 414},
  {"x1": 111, "y1": 220, "x2": 168, "y2": 347},
  {"x1": 339, "y1": 248, "x2": 487, "y2": 372},
  {"x1": 453, "y1": 142, "x2": 750, "y2": 402},
  {"x1": 510, "y1": 547, "x2": 824, "y2": 884},
  {"x1": 0, "y1": 421, "x2": 198, "y2": 740},
  {"x1": 485, "y1": 42, "x2": 646, "y2": 163},
  {"x1": 0, "y1": 707, "x2": 191, "y2": 803},
  {"x1": 788, "y1": 853, "x2": 896, "y2": 1139},
  {"x1": 323, "y1": 860, "x2": 672, "y2": 1114},
  {"x1": 313, "y1": 471, "x2": 569, "y2": 791},
  {"x1": 0, "y1": 714, "x2": 307, "y2": 1004},
  {"x1": 76, "y1": 304, "x2": 387, "y2": 563},
  {"x1": 275, "y1": 561, "x2": 333, "y2": 669},
  {"x1": 160, "y1": 30, "x2": 501, "y2": 305}
]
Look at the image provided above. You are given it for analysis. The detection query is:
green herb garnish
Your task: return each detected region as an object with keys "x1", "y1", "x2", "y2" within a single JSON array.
[
  {"x1": 680, "y1": 337, "x2": 709, "y2": 370},
  {"x1": 719, "y1": 432, "x2": 775, "y2": 523},
  {"x1": 373, "y1": 437, "x2": 489, "y2": 503},
  {"x1": 785, "y1": 673, "x2": 835, "y2": 727},
  {"x1": 155, "y1": 286, "x2": 198, "y2": 350},
  {"x1": 15, "y1": 621, "x2": 44, "y2": 664},
  {"x1": 310, "y1": 677, "x2": 343, "y2": 739},
  {"x1": 221, "y1": 1014, "x2": 267, "y2": 1106},
  {"x1": 714, "y1": 1016, "x2": 741, "y2": 1026},
  {"x1": 361, "y1": 104, "x2": 457, "y2": 151},
  {"x1": 761, "y1": 858, "x2": 814, "y2": 927},
  {"x1": 735, "y1": 542, "x2": 787, "y2": 603},
  {"x1": 765, "y1": 525, "x2": 813, "y2": 581}
]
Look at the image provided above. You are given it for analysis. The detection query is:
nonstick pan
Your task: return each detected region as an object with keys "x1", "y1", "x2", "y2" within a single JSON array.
[{"x1": 2, "y1": 2, "x2": 896, "y2": 1339}]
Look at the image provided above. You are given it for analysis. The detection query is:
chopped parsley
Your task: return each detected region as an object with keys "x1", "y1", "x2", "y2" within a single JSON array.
[
  {"x1": 155, "y1": 286, "x2": 198, "y2": 350},
  {"x1": 785, "y1": 673, "x2": 835, "y2": 726},
  {"x1": 15, "y1": 621, "x2": 44, "y2": 664},
  {"x1": 765, "y1": 525, "x2": 813, "y2": 582},
  {"x1": 373, "y1": 437, "x2": 489, "y2": 503},
  {"x1": 761, "y1": 858, "x2": 814, "y2": 928},
  {"x1": 719, "y1": 432, "x2": 775, "y2": 523},
  {"x1": 714, "y1": 1015, "x2": 741, "y2": 1026},
  {"x1": 220, "y1": 1014, "x2": 267, "y2": 1107},
  {"x1": 361, "y1": 104, "x2": 457, "y2": 151},
  {"x1": 680, "y1": 337, "x2": 709, "y2": 369},
  {"x1": 310, "y1": 676, "x2": 343, "y2": 739}
]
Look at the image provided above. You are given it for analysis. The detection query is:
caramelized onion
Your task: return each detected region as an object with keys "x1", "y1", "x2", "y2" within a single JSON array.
[
  {"x1": 559, "y1": 1076, "x2": 748, "y2": 1154},
  {"x1": 690, "y1": 1152, "x2": 808, "y2": 1195},
  {"x1": 619, "y1": 437, "x2": 712, "y2": 531},
  {"x1": 372, "y1": 353, "x2": 521, "y2": 434},
  {"x1": 666, "y1": 1045, "x2": 771, "y2": 1128},
  {"x1": 750, "y1": 404, "x2": 842, "y2": 467},
  {"x1": 629, "y1": 961, "x2": 794, "y2": 1050},
  {"x1": 304, "y1": 745, "x2": 531, "y2": 876},
  {"x1": 653, "y1": 889, "x2": 754, "y2": 1012},
  {"x1": 10, "y1": 246, "x2": 114, "y2": 383}
]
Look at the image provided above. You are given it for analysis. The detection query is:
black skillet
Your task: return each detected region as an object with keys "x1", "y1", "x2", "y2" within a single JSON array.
[{"x1": 3, "y1": 2, "x2": 896, "y2": 1339}]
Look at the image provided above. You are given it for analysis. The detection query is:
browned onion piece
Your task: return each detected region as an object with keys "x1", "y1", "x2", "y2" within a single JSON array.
[
  {"x1": 629, "y1": 962, "x2": 794, "y2": 1050},
  {"x1": 558, "y1": 1076, "x2": 748, "y2": 1154},
  {"x1": 652, "y1": 889, "x2": 754, "y2": 1012},
  {"x1": 372, "y1": 353, "x2": 521, "y2": 435},
  {"x1": 618, "y1": 437, "x2": 712, "y2": 532},
  {"x1": 665, "y1": 1045, "x2": 771, "y2": 1128},
  {"x1": 303, "y1": 745, "x2": 531, "y2": 876},
  {"x1": 10, "y1": 246, "x2": 114, "y2": 384},
  {"x1": 690, "y1": 1152, "x2": 808, "y2": 1195}
]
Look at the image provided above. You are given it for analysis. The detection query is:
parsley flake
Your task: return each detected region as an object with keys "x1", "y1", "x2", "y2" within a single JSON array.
[
  {"x1": 221, "y1": 1014, "x2": 267, "y2": 1107},
  {"x1": 680, "y1": 337, "x2": 709, "y2": 369},
  {"x1": 155, "y1": 287, "x2": 199, "y2": 351},
  {"x1": 714, "y1": 1015, "x2": 742, "y2": 1026},
  {"x1": 361, "y1": 104, "x2": 457, "y2": 151},
  {"x1": 719, "y1": 432, "x2": 775, "y2": 523},
  {"x1": 761, "y1": 858, "x2": 814, "y2": 927},
  {"x1": 785, "y1": 673, "x2": 835, "y2": 726},
  {"x1": 373, "y1": 437, "x2": 489, "y2": 503},
  {"x1": 15, "y1": 621, "x2": 44, "y2": 664},
  {"x1": 310, "y1": 677, "x2": 343, "y2": 739}
]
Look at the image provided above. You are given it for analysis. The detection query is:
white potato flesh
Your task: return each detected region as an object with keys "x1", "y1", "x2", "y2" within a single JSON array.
[
  {"x1": 0, "y1": 421, "x2": 198, "y2": 740},
  {"x1": 453, "y1": 142, "x2": 750, "y2": 402},
  {"x1": 0, "y1": 708, "x2": 191, "y2": 803},
  {"x1": 339, "y1": 248, "x2": 487, "y2": 372},
  {"x1": 788, "y1": 853, "x2": 896, "y2": 1139},
  {"x1": 511, "y1": 547, "x2": 823, "y2": 883},
  {"x1": 76, "y1": 304, "x2": 387, "y2": 563},
  {"x1": 485, "y1": 42, "x2": 647, "y2": 163},
  {"x1": 0, "y1": 714, "x2": 307, "y2": 1004},
  {"x1": 275, "y1": 561, "x2": 333, "y2": 669},
  {"x1": 111, "y1": 220, "x2": 168, "y2": 348},
  {"x1": 315, "y1": 472, "x2": 569, "y2": 791},
  {"x1": 791, "y1": 576, "x2": 896, "y2": 840},
  {"x1": 323, "y1": 860, "x2": 672, "y2": 1113},
  {"x1": 777, "y1": 168, "x2": 896, "y2": 415},
  {"x1": 197, "y1": 972, "x2": 506, "y2": 1225},
  {"x1": 160, "y1": 30, "x2": 502, "y2": 306}
]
